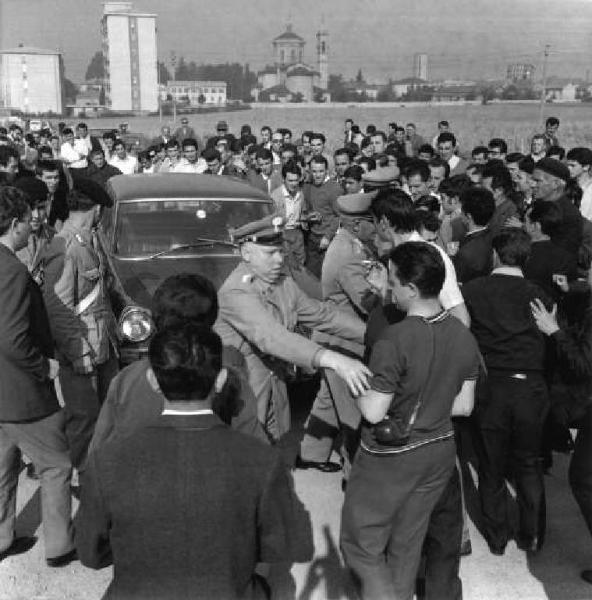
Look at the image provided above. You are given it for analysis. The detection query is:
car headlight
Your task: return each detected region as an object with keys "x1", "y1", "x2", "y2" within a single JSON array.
[{"x1": 119, "y1": 306, "x2": 154, "y2": 343}]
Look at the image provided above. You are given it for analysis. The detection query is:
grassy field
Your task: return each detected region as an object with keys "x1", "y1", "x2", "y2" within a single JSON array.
[{"x1": 84, "y1": 102, "x2": 592, "y2": 154}]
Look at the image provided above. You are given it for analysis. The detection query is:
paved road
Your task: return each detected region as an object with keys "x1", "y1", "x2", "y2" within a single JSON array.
[{"x1": 2, "y1": 398, "x2": 592, "y2": 600}]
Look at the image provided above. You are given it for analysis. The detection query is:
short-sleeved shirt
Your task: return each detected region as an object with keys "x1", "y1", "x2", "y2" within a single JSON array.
[{"x1": 361, "y1": 311, "x2": 480, "y2": 455}]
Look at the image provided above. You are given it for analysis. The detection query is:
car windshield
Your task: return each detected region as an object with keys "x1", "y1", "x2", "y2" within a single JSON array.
[{"x1": 114, "y1": 198, "x2": 271, "y2": 257}]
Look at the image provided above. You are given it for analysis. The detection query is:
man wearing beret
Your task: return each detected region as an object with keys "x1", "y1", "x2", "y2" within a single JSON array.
[
  {"x1": 532, "y1": 157, "x2": 583, "y2": 259},
  {"x1": 41, "y1": 179, "x2": 119, "y2": 471},
  {"x1": 299, "y1": 191, "x2": 382, "y2": 474},
  {"x1": 215, "y1": 216, "x2": 372, "y2": 442}
]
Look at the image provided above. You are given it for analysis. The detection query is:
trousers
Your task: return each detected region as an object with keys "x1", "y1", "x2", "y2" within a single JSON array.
[
  {"x1": 569, "y1": 404, "x2": 592, "y2": 538},
  {"x1": 300, "y1": 369, "x2": 361, "y2": 474},
  {"x1": 476, "y1": 370, "x2": 549, "y2": 547},
  {"x1": 59, "y1": 351, "x2": 118, "y2": 470},
  {"x1": 0, "y1": 410, "x2": 73, "y2": 558},
  {"x1": 341, "y1": 439, "x2": 455, "y2": 600}
]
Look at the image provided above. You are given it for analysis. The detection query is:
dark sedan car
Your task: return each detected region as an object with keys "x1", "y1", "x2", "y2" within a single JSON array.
[{"x1": 101, "y1": 173, "x2": 272, "y2": 363}]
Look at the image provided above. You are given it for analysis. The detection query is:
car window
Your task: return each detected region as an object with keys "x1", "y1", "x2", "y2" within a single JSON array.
[{"x1": 114, "y1": 198, "x2": 271, "y2": 257}]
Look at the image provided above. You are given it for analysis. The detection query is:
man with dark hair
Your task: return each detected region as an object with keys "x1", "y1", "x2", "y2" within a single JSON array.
[
  {"x1": 216, "y1": 216, "x2": 371, "y2": 441},
  {"x1": 41, "y1": 180, "x2": 118, "y2": 470},
  {"x1": 344, "y1": 118, "x2": 355, "y2": 145},
  {"x1": 84, "y1": 148, "x2": 122, "y2": 188},
  {"x1": 101, "y1": 131, "x2": 117, "y2": 160},
  {"x1": 270, "y1": 130, "x2": 284, "y2": 167},
  {"x1": 532, "y1": 157, "x2": 583, "y2": 258},
  {"x1": 159, "y1": 139, "x2": 180, "y2": 172},
  {"x1": 108, "y1": 139, "x2": 137, "y2": 175},
  {"x1": 77, "y1": 323, "x2": 311, "y2": 598},
  {"x1": 482, "y1": 162, "x2": 519, "y2": 236},
  {"x1": 343, "y1": 165, "x2": 364, "y2": 195},
  {"x1": 0, "y1": 146, "x2": 19, "y2": 184},
  {"x1": 418, "y1": 144, "x2": 436, "y2": 162},
  {"x1": 370, "y1": 131, "x2": 387, "y2": 157},
  {"x1": 303, "y1": 155, "x2": 343, "y2": 277},
  {"x1": 454, "y1": 188, "x2": 495, "y2": 283},
  {"x1": 487, "y1": 138, "x2": 508, "y2": 161},
  {"x1": 438, "y1": 132, "x2": 467, "y2": 176},
  {"x1": 341, "y1": 241, "x2": 480, "y2": 600},
  {"x1": 544, "y1": 116, "x2": 560, "y2": 149},
  {"x1": 405, "y1": 160, "x2": 431, "y2": 202},
  {"x1": 524, "y1": 201, "x2": 578, "y2": 302},
  {"x1": 370, "y1": 188, "x2": 470, "y2": 327},
  {"x1": 0, "y1": 186, "x2": 75, "y2": 567},
  {"x1": 529, "y1": 134, "x2": 547, "y2": 163},
  {"x1": 171, "y1": 138, "x2": 206, "y2": 174},
  {"x1": 439, "y1": 175, "x2": 471, "y2": 250},
  {"x1": 333, "y1": 148, "x2": 352, "y2": 184},
  {"x1": 471, "y1": 146, "x2": 489, "y2": 165},
  {"x1": 567, "y1": 147, "x2": 592, "y2": 221},
  {"x1": 462, "y1": 229, "x2": 550, "y2": 555},
  {"x1": 246, "y1": 147, "x2": 282, "y2": 194},
  {"x1": 60, "y1": 128, "x2": 88, "y2": 170},
  {"x1": 271, "y1": 161, "x2": 306, "y2": 267},
  {"x1": 428, "y1": 157, "x2": 450, "y2": 197},
  {"x1": 310, "y1": 132, "x2": 334, "y2": 173},
  {"x1": 506, "y1": 152, "x2": 525, "y2": 180},
  {"x1": 202, "y1": 148, "x2": 226, "y2": 176},
  {"x1": 75, "y1": 122, "x2": 102, "y2": 157},
  {"x1": 405, "y1": 123, "x2": 425, "y2": 157},
  {"x1": 90, "y1": 273, "x2": 267, "y2": 450},
  {"x1": 280, "y1": 143, "x2": 298, "y2": 167},
  {"x1": 36, "y1": 159, "x2": 69, "y2": 229}
]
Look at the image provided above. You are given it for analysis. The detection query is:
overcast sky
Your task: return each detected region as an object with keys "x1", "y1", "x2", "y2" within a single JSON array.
[{"x1": 1, "y1": 0, "x2": 592, "y2": 83}]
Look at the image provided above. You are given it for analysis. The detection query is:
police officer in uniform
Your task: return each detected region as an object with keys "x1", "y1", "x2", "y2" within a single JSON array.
[
  {"x1": 299, "y1": 192, "x2": 382, "y2": 473},
  {"x1": 215, "y1": 216, "x2": 371, "y2": 442},
  {"x1": 41, "y1": 178, "x2": 119, "y2": 470}
]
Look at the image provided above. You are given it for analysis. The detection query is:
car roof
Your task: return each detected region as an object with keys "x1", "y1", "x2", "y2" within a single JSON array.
[{"x1": 107, "y1": 173, "x2": 271, "y2": 202}]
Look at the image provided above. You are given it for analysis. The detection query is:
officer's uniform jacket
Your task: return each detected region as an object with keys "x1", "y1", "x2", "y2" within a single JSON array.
[
  {"x1": 215, "y1": 261, "x2": 365, "y2": 438},
  {"x1": 41, "y1": 222, "x2": 116, "y2": 370},
  {"x1": 315, "y1": 227, "x2": 380, "y2": 358}
]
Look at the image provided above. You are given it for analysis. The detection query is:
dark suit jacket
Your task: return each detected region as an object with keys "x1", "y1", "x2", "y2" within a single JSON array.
[
  {"x1": 0, "y1": 244, "x2": 58, "y2": 421},
  {"x1": 453, "y1": 228, "x2": 493, "y2": 284},
  {"x1": 76, "y1": 413, "x2": 312, "y2": 599}
]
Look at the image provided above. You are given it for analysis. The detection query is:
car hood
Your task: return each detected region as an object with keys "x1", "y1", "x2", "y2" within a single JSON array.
[{"x1": 111, "y1": 254, "x2": 240, "y2": 309}]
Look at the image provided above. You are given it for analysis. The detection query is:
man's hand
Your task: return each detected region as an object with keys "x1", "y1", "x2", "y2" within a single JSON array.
[
  {"x1": 552, "y1": 274, "x2": 569, "y2": 293},
  {"x1": 319, "y1": 350, "x2": 372, "y2": 397},
  {"x1": 319, "y1": 236, "x2": 331, "y2": 251},
  {"x1": 504, "y1": 216, "x2": 523, "y2": 229},
  {"x1": 48, "y1": 358, "x2": 60, "y2": 380},
  {"x1": 73, "y1": 354, "x2": 95, "y2": 375},
  {"x1": 530, "y1": 298, "x2": 560, "y2": 336}
]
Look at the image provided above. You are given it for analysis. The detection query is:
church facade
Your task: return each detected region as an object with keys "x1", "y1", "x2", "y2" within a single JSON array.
[{"x1": 252, "y1": 24, "x2": 330, "y2": 102}]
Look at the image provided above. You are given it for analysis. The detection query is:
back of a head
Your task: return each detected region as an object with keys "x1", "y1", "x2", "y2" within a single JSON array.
[
  {"x1": 0, "y1": 186, "x2": 29, "y2": 236},
  {"x1": 152, "y1": 273, "x2": 218, "y2": 331},
  {"x1": 149, "y1": 324, "x2": 222, "y2": 401},
  {"x1": 439, "y1": 174, "x2": 471, "y2": 198},
  {"x1": 460, "y1": 187, "x2": 495, "y2": 226},
  {"x1": 389, "y1": 241, "x2": 445, "y2": 298},
  {"x1": 371, "y1": 188, "x2": 416, "y2": 233},
  {"x1": 14, "y1": 176, "x2": 48, "y2": 207},
  {"x1": 482, "y1": 162, "x2": 513, "y2": 195},
  {"x1": 0, "y1": 145, "x2": 19, "y2": 168},
  {"x1": 528, "y1": 200, "x2": 563, "y2": 237},
  {"x1": 492, "y1": 229, "x2": 531, "y2": 269}
]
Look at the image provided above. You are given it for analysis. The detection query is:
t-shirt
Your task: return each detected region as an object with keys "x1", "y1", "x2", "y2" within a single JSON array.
[{"x1": 361, "y1": 311, "x2": 480, "y2": 455}]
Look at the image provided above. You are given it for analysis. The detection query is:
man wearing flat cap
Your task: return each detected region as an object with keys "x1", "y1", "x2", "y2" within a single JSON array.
[
  {"x1": 532, "y1": 157, "x2": 583, "y2": 259},
  {"x1": 41, "y1": 178, "x2": 119, "y2": 470},
  {"x1": 299, "y1": 191, "x2": 382, "y2": 474},
  {"x1": 215, "y1": 215, "x2": 372, "y2": 442}
]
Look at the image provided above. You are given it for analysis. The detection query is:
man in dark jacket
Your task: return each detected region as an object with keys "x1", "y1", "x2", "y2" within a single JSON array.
[
  {"x1": 0, "y1": 186, "x2": 75, "y2": 567},
  {"x1": 83, "y1": 149, "x2": 122, "y2": 189},
  {"x1": 76, "y1": 324, "x2": 312, "y2": 599}
]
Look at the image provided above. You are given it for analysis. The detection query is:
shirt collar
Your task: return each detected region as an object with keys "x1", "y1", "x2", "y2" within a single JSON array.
[{"x1": 492, "y1": 266, "x2": 523, "y2": 278}]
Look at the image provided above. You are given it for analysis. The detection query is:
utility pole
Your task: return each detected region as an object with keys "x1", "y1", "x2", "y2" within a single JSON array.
[
  {"x1": 539, "y1": 44, "x2": 550, "y2": 126},
  {"x1": 171, "y1": 51, "x2": 177, "y2": 123}
]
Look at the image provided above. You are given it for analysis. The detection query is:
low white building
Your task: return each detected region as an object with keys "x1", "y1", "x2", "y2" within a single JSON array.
[
  {"x1": 0, "y1": 46, "x2": 63, "y2": 114},
  {"x1": 166, "y1": 81, "x2": 227, "y2": 105}
]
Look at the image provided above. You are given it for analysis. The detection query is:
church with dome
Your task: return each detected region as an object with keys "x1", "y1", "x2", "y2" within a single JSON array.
[{"x1": 252, "y1": 24, "x2": 330, "y2": 102}]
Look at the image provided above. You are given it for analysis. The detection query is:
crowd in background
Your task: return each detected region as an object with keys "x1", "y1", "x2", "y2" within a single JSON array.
[{"x1": 0, "y1": 110, "x2": 592, "y2": 599}]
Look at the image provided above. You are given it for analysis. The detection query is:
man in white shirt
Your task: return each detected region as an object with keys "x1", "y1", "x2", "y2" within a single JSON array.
[
  {"x1": 108, "y1": 140, "x2": 137, "y2": 175},
  {"x1": 566, "y1": 147, "x2": 592, "y2": 222},
  {"x1": 171, "y1": 138, "x2": 207, "y2": 174},
  {"x1": 529, "y1": 135, "x2": 547, "y2": 164},
  {"x1": 437, "y1": 132, "x2": 468, "y2": 177},
  {"x1": 60, "y1": 127, "x2": 88, "y2": 170},
  {"x1": 271, "y1": 161, "x2": 305, "y2": 267}
]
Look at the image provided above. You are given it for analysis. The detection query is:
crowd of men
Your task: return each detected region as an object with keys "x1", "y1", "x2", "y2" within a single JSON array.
[{"x1": 0, "y1": 111, "x2": 592, "y2": 599}]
